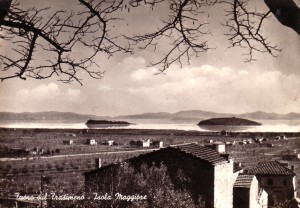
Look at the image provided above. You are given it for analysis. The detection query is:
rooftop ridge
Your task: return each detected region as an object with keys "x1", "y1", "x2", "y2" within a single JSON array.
[
  {"x1": 234, "y1": 174, "x2": 255, "y2": 188},
  {"x1": 169, "y1": 143, "x2": 228, "y2": 165},
  {"x1": 243, "y1": 160, "x2": 295, "y2": 176}
]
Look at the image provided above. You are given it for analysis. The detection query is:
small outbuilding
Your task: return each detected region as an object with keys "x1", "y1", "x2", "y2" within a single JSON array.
[
  {"x1": 233, "y1": 174, "x2": 268, "y2": 208},
  {"x1": 86, "y1": 139, "x2": 97, "y2": 145},
  {"x1": 142, "y1": 139, "x2": 151, "y2": 148}
]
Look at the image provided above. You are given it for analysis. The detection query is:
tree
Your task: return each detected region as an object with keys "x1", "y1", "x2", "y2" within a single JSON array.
[
  {"x1": 0, "y1": 0, "x2": 299, "y2": 84},
  {"x1": 51, "y1": 162, "x2": 205, "y2": 208}
]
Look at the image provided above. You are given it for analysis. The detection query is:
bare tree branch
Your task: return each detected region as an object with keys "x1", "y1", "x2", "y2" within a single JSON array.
[
  {"x1": 0, "y1": 0, "x2": 131, "y2": 84},
  {"x1": 126, "y1": 0, "x2": 212, "y2": 72},
  {"x1": 0, "y1": 0, "x2": 298, "y2": 84},
  {"x1": 221, "y1": 0, "x2": 281, "y2": 62}
]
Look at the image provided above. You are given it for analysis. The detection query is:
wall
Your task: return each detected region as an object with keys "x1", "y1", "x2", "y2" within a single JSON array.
[
  {"x1": 214, "y1": 160, "x2": 236, "y2": 208},
  {"x1": 258, "y1": 189, "x2": 268, "y2": 208},
  {"x1": 257, "y1": 175, "x2": 295, "y2": 203},
  {"x1": 249, "y1": 176, "x2": 268, "y2": 208},
  {"x1": 233, "y1": 177, "x2": 268, "y2": 208}
]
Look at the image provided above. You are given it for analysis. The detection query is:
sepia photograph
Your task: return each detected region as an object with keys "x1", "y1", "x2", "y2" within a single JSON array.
[{"x1": 0, "y1": 0, "x2": 300, "y2": 207}]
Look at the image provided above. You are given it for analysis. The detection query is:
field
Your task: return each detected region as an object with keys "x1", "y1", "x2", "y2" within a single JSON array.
[{"x1": 0, "y1": 128, "x2": 300, "y2": 199}]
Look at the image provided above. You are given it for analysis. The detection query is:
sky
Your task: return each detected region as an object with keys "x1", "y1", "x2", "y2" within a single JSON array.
[{"x1": 0, "y1": 0, "x2": 300, "y2": 117}]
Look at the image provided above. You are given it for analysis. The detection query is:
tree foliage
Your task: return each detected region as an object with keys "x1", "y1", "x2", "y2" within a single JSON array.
[
  {"x1": 51, "y1": 163, "x2": 205, "y2": 208},
  {"x1": 0, "y1": 0, "x2": 299, "y2": 84}
]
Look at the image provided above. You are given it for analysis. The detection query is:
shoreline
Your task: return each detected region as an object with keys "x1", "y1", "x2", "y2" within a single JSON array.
[{"x1": 1, "y1": 127, "x2": 300, "y2": 136}]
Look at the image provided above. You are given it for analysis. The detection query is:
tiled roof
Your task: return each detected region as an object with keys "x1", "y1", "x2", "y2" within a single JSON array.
[
  {"x1": 244, "y1": 161, "x2": 295, "y2": 176},
  {"x1": 234, "y1": 174, "x2": 255, "y2": 188},
  {"x1": 170, "y1": 143, "x2": 228, "y2": 165}
]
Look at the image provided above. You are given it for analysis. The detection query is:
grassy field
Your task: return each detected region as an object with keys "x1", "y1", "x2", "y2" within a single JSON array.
[{"x1": 0, "y1": 128, "x2": 299, "y2": 198}]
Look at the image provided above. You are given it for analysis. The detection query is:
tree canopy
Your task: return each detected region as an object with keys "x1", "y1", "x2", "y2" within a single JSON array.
[{"x1": 0, "y1": 0, "x2": 299, "y2": 84}]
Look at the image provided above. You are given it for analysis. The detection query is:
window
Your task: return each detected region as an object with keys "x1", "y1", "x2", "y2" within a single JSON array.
[
  {"x1": 267, "y1": 178, "x2": 273, "y2": 186},
  {"x1": 283, "y1": 179, "x2": 287, "y2": 186}
]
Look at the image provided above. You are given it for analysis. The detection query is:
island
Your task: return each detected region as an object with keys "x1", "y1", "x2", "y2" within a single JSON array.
[
  {"x1": 86, "y1": 119, "x2": 132, "y2": 125},
  {"x1": 198, "y1": 117, "x2": 262, "y2": 126},
  {"x1": 86, "y1": 119, "x2": 133, "y2": 128}
]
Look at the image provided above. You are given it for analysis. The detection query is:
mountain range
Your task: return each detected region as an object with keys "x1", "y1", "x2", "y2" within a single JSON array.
[
  {"x1": 0, "y1": 111, "x2": 110, "y2": 122},
  {"x1": 0, "y1": 110, "x2": 300, "y2": 122}
]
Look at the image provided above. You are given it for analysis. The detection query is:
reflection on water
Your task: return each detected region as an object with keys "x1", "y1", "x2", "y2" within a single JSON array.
[
  {"x1": 198, "y1": 125, "x2": 252, "y2": 132},
  {"x1": 86, "y1": 124, "x2": 132, "y2": 129},
  {"x1": 0, "y1": 119, "x2": 299, "y2": 132}
]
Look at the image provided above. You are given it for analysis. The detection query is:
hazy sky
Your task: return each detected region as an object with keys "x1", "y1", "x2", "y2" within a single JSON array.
[{"x1": 0, "y1": 0, "x2": 300, "y2": 116}]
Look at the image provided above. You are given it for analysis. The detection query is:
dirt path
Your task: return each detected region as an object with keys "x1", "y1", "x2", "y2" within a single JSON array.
[{"x1": 0, "y1": 148, "x2": 159, "y2": 162}]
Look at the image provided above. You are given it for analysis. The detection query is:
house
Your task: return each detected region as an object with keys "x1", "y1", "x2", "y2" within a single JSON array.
[
  {"x1": 63, "y1": 140, "x2": 73, "y2": 145},
  {"x1": 243, "y1": 160, "x2": 297, "y2": 206},
  {"x1": 129, "y1": 139, "x2": 162, "y2": 148},
  {"x1": 280, "y1": 134, "x2": 287, "y2": 140},
  {"x1": 233, "y1": 174, "x2": 268, "y2": 208},
  {"x1": 159, "y1": 141, "x2": 164, "y2": 148},
  {"x1": 107, "y1": 140, "x2": 114, "y2": 146},
  {"x1": 85, "y1": 143, "x2": 245, "y2": 208},
  {"x1": 142, "y1": 139, "x2": 150, "y2": 148},
  {"x1": 102, "y1": 140, "x2": 115, "y2": 146},
  {"x1": 86, "y1": 139, "x2": 97, "y2": 145}
]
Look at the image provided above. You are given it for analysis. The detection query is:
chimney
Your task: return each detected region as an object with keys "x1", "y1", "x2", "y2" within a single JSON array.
[
  {"x1": 291, "y1": 165, "x2": 294, "y2": 172},
  {"x1": 221, "y1": 153, "x2": 230, "y2": 161},
  {"x1": 95, "y1": 158, "x2": 102, "y2": 169}
]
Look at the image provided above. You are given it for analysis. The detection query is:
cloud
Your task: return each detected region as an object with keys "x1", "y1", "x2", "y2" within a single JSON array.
[
  {"x1": 121, "y1": 56, "x2": 146, "y2": 67},
  {"x1": 16, "y1": 83, "x2": 61, "y2": 101},
  {"x1": 3, "y1": 59, "x2": 300, "y2": 116},
  {"x1": 98, "y1": 85, "x2": 113, "y2": 91},
  {"x1": 115, "y1": 64, "x2": 300, "y2": 114},
  {"x1": 31, "y1": 83, "x2": 61, "y2": 98},
  {"x1": 130, "y1": 67, "x2": 159, "y2": 82},
  {"x1": 12, "y1": 83, "x2": 83, "y2": 112},
  {"x1": 67, "y1": 88, "x2": 81, "y2": 97}
]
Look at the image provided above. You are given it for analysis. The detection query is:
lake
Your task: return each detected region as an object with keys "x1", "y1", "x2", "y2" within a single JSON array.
[{"x1": 0, "y1": 119, "x2": 300, "y2": 132}]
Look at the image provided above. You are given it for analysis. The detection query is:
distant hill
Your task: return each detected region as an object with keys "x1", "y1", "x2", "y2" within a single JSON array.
[
  {"x1": 117, "y1": 112, "x2": 173, "y2": 119},
  {"x1": 198, "y1": 117, "x2": 262, "y2": 126},
  {"x1": 1, "y1": 110, "x2": 299, "y2": 123},
  {"x1": 0, "y1": 111, "x2": 110, "y2": 122},
  {"x1": 118, "y1": 110, "x2": 300, "y2": 120},
  {"x1": 172, "y1": 110, "x2": 232, "y2": 119}
]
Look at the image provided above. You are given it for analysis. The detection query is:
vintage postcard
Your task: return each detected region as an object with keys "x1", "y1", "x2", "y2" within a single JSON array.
[{"x1": 0, "y1": 0, "x2": 299, "y2": 207}]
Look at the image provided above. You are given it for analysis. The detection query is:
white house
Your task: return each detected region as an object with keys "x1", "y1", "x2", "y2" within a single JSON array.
[
  {"x1": 142, "y1": 139, "x2": 151, "y2": 148},
  {"x1": 86, "y1": 139, "x2": 97, "y2": 145}
]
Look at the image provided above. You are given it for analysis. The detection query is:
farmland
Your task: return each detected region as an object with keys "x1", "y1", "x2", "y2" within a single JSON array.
[{"x1": 0, "y1": 127, "x2": 300, "y2": 199}]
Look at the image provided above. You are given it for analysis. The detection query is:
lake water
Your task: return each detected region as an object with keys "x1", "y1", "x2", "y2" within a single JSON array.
[{"x1": 0, "y1": 119, "x2": 300, "y2": 132}]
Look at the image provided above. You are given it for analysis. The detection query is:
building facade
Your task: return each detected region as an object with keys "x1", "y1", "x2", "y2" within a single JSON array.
[
  {"x1": 233, "y1": 174, "x2": 268, "y2": 208},
  {"x1": 243, "y1": 160, "x2": 297, "y2": 206},
  {"x1": 85, "y1": 143, "x2": 277, "y2": 208},
  {"x1": 85, "y1": 143, "x2": 239, "y2": 208}
]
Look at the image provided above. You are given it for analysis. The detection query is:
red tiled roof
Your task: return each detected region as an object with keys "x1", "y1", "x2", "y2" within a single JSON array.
[
  {"x1": 234, "y1": 174, "x2": 255, "y2": 188},
  {"x1": 244, "y1": 161, "x2": 295, "y2": 176},
  {"x1": 170, "y1": 143, "x2": 228, "y2": 165}
]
